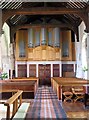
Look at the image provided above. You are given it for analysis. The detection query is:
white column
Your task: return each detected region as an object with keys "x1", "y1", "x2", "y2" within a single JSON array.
[
  {"x1": 60, "y1": 62, "x2": 62, "y2": 77},
  {"x1": 27, "y1": 62, "x2": 29, "y2": 77},
  {"x1": 36, "y1": 64, "x2": 38, "y2": 77},
  {"x1": 74, "y1": 63, "x2": 76, "y2": 77},
  {"x1": 15, "y1": 61, "x2": 18, "y2": 77},
  {"x1": 74, "y1": 63, "x2": 76, "y2": 73},
  {"x1": 51, "y1": 64, "x2": 53, "y2": 77}
]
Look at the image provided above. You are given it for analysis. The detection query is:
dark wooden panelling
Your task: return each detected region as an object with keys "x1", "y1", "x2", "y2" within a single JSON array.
[
  {"x1": 53, "y1": 64, "x2": 60, "y2": 77},
  {"x1": 62, "y1": 64, "x2": 74, "y2": 72},
  {"x1": 1, "y1": 92, "x2": 34, "y2": 99},
  {"x1": 62, "y1": 64, "x2": 74, "y2": 77},
  {"x1": 29, "y1": 64, "x2": 36, "y2": 77},
  {"x1": 18, "y1": 64, "x2": 27, "y2": 77}
]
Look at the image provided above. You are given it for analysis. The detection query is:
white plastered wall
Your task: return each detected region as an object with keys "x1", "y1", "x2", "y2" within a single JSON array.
[
  {"x1": 76, "y1": 21, "x2": 88, "y2": 79},
  {"x1": 87, "y1": 33, "x2": 89, "y2": 80},
  {"x1": 0, "y1": 23, "x2": 10, "y2": 78}
]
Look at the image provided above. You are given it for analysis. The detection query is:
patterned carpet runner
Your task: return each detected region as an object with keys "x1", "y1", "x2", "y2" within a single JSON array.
[{"x1": 26, "y1": 86, "x2": 67, "y2": 119}]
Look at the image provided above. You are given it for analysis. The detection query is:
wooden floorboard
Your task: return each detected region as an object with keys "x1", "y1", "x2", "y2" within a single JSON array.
[{"x1": 62, "y1": 101, "x2": 89, "y2": 119}]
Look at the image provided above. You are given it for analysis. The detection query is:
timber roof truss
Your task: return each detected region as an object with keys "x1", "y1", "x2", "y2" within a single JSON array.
[{"x1": 1, "y1": 1, "x2": 89, "y2": 34}]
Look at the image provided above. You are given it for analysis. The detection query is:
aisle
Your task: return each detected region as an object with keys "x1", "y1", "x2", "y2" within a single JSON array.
[{"x1": 26, "y1": 86, "x2": 67, "y2": 119}]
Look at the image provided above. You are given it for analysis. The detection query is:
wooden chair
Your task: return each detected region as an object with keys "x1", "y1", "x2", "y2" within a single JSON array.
[
  {"x1": 72, "y1": 86, "x2": 85, "y2": 102},
  {"x1": 62, "y1": 86, "x2": 73, "y2": 102},
  {"x1": 84, "y1": 93, "x2": 89, "y2": 107},
  {"x1": 84, "y1": 86, "x2": 89, "y2": 107}
]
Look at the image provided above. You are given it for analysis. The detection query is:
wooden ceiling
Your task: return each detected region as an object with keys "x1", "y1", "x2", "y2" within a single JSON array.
[{"x1": 1, "y1": 1, "x2": 89, "y2": 33}]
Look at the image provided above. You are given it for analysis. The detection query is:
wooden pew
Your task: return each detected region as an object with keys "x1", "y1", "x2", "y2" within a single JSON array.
[
  {"x1": 0, "y1": 79, "x2": 38, "y2": 99},
  {"x1": 0, "y1": 90, "x2": 23, "y2": 120},
  {"x1": 11, "y1": 77, "x2": 39, "y2": 87},
  {"x1": 51, "y1": 77, "x2": 89, "y2": 100}
]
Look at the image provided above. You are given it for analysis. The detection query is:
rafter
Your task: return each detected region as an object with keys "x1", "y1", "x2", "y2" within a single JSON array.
[
  {"x1": 2, "y1": 7, "x2": 85, "y2": 22},
  {"x1": 2, "y1": 7, "x2": 85, "y2": 15}
]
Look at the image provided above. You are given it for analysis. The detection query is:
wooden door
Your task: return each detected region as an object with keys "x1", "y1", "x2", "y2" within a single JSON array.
[{"x1": 39, "y1": 64, "x2": 51, "y2": 86}]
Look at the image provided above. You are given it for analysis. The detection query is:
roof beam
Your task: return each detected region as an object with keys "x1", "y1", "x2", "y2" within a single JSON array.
[
  {"x1": 2, "y1": 7, "x2": 85, "y2": 22},
  {"x1": 2, "y1": 7, "x2": 84, "y2": 15}
]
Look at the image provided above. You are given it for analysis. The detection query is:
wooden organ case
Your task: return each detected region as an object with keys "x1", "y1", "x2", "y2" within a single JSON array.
[{"x1": 15, "y1": 27, "x2": 76, "y2": 85}]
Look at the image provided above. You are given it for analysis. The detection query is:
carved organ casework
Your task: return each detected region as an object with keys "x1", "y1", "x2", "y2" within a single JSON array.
[
  {"x1": 16, "y1": 29, "x2": 28, "y2": 61},
  {"x1": 15, "y1": 27, "x2": 73, "y2": 61},
  {"x1": 15, "y1": 27, "x2": 75, "y2": 79},
  {"x1": 62, "y1": 30, "x2": 72, "y2": 61}
]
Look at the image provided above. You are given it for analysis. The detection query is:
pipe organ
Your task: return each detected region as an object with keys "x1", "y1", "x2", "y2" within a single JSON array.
[{"x1": 15, "y1": 26, "x2": 76, "y2": 80}]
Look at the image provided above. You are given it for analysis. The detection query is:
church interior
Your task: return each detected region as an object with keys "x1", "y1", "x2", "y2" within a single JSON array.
[{"x1": 0, "y1": 1, "x2": 89, "y2": 119}]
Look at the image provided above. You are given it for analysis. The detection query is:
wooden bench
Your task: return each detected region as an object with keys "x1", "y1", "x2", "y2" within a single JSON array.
[
  {"x1": 3, "y1": 90, "x2": 23, "y2": 120},
  {"x1": 0, "y1": 79, "x2": 38, "y2": 99},
  {"x1": 0, "y1": 90, "x2": 30, "y2": 120},
  {"x1": 11, "y1": 77, "x2": 39, "y2": 87},
  {"x1": 51, "y1": 77, "x2": 89, "y2": 100}
]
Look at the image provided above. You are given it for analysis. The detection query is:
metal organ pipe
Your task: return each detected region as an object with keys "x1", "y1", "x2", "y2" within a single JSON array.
[
  {"x1": 28, "y1": 28, "x2": 34, "y2": 47},
  {"x1": 41, "y1": 28, "x2": 47, "y2": 45},
  {"x1": 53, "y1": 27, "x2": 60, "y2": 47}
]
